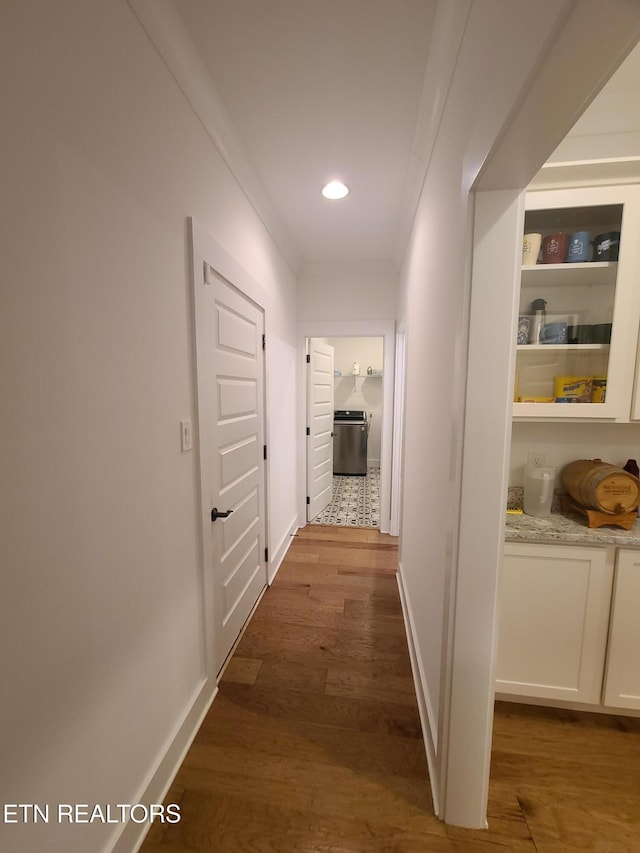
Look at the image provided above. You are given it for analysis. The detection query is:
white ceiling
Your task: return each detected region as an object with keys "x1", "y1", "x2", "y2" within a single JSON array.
[
  {"x1": 162, "y1": 2, "x2": 639, "y2": 269},
  {"x1": 529, "y1": 41, "x2": 640, "y2": 187},
  {"x1": 565, "y1": 41, "x2": 640, "y2": 139},
  {"x1": 172, "y1": 0, "x2": 438, "y2": 267}
]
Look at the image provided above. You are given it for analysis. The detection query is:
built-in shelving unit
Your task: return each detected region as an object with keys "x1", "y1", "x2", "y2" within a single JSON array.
[{"x1": 513, "y1": 185, "x2": 640, "y2": 421}]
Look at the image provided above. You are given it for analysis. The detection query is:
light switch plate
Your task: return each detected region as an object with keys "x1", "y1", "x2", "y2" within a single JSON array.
[{"x1": 180, "y1": 419, "x2": 193, "y2": 452}]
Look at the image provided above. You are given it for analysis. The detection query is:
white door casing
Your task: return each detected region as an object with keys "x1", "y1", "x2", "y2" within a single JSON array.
[
  {"x1": 297, "y1": 321, "x2": 394, "y2": 533},
  {"x1": 306, "y1": 340, "x2": 335, "y2": 521},
  {"x1": 193, "y1": 260, "x2": 267, "y2": 675},
  {"x1": 390, "y1": 326, "x2": 406, "y2": 536}
]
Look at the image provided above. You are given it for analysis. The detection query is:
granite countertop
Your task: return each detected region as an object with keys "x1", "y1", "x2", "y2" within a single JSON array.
[
  {"x1": 505, "y1": 510, "x2": 640, "y2": 547},
  {"x1": 505, "y1": 487, "x2": 640, "y2": 547}
]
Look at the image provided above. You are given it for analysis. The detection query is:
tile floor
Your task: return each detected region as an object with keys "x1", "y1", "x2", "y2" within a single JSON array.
[{"x1": 310, "y1": 468, "x2": 380, "y2": 528}]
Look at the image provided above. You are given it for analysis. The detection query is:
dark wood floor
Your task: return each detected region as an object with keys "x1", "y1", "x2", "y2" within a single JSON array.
[{"x1": 141, "y1": 525, "x2": 640, "y2": 852}]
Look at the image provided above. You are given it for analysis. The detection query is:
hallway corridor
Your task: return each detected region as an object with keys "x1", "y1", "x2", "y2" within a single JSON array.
[
  {"x1": 139, "y1": 525, "x2": 640, "y2": 851},
  {"x1": 141, "y1": 525, "x2": 440, "y2": 851}
]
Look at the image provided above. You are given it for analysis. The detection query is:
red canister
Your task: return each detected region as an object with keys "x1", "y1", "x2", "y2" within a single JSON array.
[{"x1": 541, "y1": 232, "x2": 569, "y2": 264}]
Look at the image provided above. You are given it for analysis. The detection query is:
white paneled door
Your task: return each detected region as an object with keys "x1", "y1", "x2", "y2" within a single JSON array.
[
  {"x1": 307, "y1": 340, "x2": 334, "y2": 520},
  {"x1": 194, "y1": 263, "x2": 267, "y2": 675}
]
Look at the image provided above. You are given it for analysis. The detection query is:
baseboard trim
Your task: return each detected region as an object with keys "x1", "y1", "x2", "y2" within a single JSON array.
[
  {"x1": 110, "y1": 677, "x2": 218, "y2": 853},
  {"x1": 397, "y1": 561, "x2": 441, "y2": 818},
  {"x1": 268, "y1": 515, "x2": 299, "y2": 584},
  {"x1": 495, "y1": 692, "x2": 640, "y2": 718}
]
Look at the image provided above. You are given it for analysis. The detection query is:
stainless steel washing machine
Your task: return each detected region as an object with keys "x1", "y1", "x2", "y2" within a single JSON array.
[{"x1": 333, "y1": 410, "x2": 368, "y2": 475}]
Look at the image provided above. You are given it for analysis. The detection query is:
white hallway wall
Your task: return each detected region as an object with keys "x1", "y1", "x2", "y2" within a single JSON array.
[
  {"x1": 297, "y1": 260, "x2": 398, "y2": 322},
  {"x1": 0, "y1": 2, "x2": 297, "y2": 852}
]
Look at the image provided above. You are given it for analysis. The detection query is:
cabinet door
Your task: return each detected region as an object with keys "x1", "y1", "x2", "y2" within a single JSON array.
[
  {"x1": 497, "y1": 543, "x2": 614, "y2": 703},
  {"x1": 603, "y1": 549, "x2": 640, "y2": 709},
  {"x1": 514, "y1": 185, "x2": 640, "y2": 421}
]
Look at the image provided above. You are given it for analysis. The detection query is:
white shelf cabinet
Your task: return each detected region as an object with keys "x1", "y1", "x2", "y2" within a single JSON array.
[
  {"x1": 496, "y1": 542, "x2": 614, "y2": 703},
  {"x1": 603, "y1": 549, "x2": 640, "y2": 710},
  {"x1": 513, "y1": 185, "x2": 640, "y2": 421}
]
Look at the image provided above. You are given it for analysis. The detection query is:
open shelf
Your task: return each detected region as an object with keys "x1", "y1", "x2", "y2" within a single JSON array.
[
  {"x1": 517, "y1": 344, "x2": 609, "y2": 353},
  {"x1": 521, "y1": 262, "x2": 616, "y2": 287}
]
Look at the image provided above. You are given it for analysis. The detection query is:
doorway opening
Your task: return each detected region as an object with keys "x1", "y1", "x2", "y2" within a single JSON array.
[{"x1": 307, "y1": 335, "x2": 384, "y2": 528}]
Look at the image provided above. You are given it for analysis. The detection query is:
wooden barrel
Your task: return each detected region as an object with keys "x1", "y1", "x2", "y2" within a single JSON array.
[{"x1": 561, "y1": 459, "x2": 640, "y2": 514}]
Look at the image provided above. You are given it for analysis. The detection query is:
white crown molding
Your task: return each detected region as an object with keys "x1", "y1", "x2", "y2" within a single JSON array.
[{"x1": 127, "y1": 0, "x2": 301, "y2": 273}]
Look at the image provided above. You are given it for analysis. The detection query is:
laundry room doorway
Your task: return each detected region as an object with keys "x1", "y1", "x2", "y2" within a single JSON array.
[{"x1": 299, "y1": 321, "x2": 395, "y2": 534}]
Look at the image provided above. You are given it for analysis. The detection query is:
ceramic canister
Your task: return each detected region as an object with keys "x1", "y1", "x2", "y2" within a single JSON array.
[
  {"x1": 517, "y1": 317, "x2": 531, "y2": 345},
  {"x1": 522, "y1": 233, "x2": 542, "y2": 265},
  {"x1": 593, "y1": 232, "x2": 620, "y2": 261},
  {"x1": 567, "y1": 231, "x2": 590, "y2": 263},
  {"x1": 541, "y1": 233, "x2": 569, "y2": 264},
  {"x1": 540, "y1": 321, "x2": 567, "y2": 344}
]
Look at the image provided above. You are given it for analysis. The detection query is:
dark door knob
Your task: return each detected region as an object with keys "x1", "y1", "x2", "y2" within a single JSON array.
[{"x1": 211, "y1": 507, "x2": 234, "y2": 522}]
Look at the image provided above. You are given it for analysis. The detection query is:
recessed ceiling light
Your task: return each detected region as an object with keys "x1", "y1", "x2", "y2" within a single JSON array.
[{"x1": 322, "y1": 180, "x2": 349, "y2": 200}]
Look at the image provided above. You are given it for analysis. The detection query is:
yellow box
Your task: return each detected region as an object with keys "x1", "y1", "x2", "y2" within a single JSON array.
[
  {"x1": 591, "y1": 377, "x2": 607, "y2": 403},
  {"x1": 517, "y1": 396, "x2": 556, "y2": 403},
  {"x1": 553, "y1": 376, "x2": 592, "y2": 401}
]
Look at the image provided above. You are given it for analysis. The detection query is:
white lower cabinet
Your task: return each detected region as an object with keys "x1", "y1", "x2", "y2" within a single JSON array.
[
  {"x1": 497, "y1": 542, "x2": 614, "y2": 704},
  {"x1": 603, "y1": 549, "x2": 640, "y2": 710}
]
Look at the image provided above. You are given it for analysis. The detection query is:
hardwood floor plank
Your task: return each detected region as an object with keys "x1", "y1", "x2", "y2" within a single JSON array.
[
  {"x1": 235, "y1": 622, "x2": 414, "y2": 675},
  {"x1": 178, "y1": 742, "x2": 437, "y2": 826},
  {"x1": 254, "y1": 657, "x2": 329, "y2": 694},
  {"x1": 356, "y1": 699, "x2": 422, "y2": 739},
  {"x1": 144, "y1": 788, "x2": 454, "y2": 853},
  {"x1": 286, "y1": 544, "x2": 399, "y2": 571},
  {"x1": 279, "y1": 550, "x2": 320, "y2": 563},
  {"x1": 492, "y1": 701, "x2": 640, "y2": 766},
  {"x1": 259, "y1": 584, "x2": 345, "y2": 613},
  {"x1": 296, "y1": 524, "x2": 398, "y2": 544},
  {"x1": 491, "y1": 701, "x2": 640, "y2": 850},
  {"x1": 344, "y1": 594, "x2": 404, "y2": 617},
  {"x1": 216, "y1": 679, "x2": 423, "y2": 741},
  {"x1": 248, "y1": 606, "x2": 406, "y2": 640},
  {"x1": 513, "y1": 785, "x2": 640, "y2": 852},
  {"x1": 325, "y1": 666, "x2": 419, "y2": 707},
  {"x1": 231, "y1": 647, "x2": 413, "y2": 685},
  {"x1": 218, "y1": 680, "x2": 362, "y2": 730},
  {"x1": 277, "y1": 563, "x2": 399, "y2": 593},
  {"x1": 195, "y1": 695, "x2": 429, "y2": 778},
  {"x1": 490, "y1": 747, "x2": 640, "y2": 793},
  {"x1": 307, "y1": 587, "x2": 352, "y2": 609},
  {"x1": 219, "y1": 656, "x2": 262, "y2": 685}
]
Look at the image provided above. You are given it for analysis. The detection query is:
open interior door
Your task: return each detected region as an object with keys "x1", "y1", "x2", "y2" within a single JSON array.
[{"x1": 307, "y1": 340, "x2": 335, "y2": 521}]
